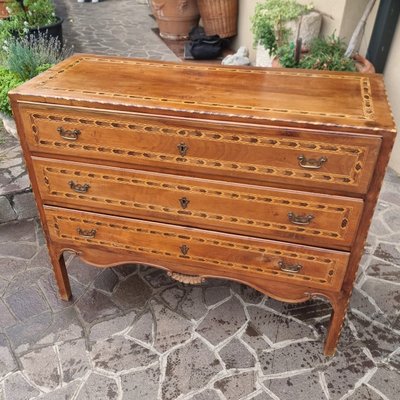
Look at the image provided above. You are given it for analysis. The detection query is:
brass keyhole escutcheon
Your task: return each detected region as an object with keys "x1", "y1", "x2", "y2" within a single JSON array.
[
  {"x1": 179, "y1": 197, "x2": 190, "y2": 209},
  {"x1": 177, "y1": 142, "x2": 189, "y2": 157},
  {"x1": 180, "y1": 245, "x2": 189, "y2": 256}
]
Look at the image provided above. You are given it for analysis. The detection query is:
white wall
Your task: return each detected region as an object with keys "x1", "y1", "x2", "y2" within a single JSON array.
[
  {"x1": 234, "y1": 0, "x2": 377, "y2": 63},
  {"x1": 384, "y1": 18, "x2": 400, "y2": 173}
]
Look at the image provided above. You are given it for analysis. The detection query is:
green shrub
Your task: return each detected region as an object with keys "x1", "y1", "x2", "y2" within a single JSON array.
[
  {"x1": 0, "y1": 67, "x2": 23, "y2": 115},
  {"x1": 276, "y1": 35, "x2": 357, "y2": 72},
  {"x1": 251, "y1": 0, "x2": 312, "y2": 55}
]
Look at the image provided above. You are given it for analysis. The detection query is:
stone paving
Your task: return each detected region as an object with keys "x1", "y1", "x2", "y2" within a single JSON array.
[{"x1": 0, "y1": 0, "x2": 400, "y2": 399}]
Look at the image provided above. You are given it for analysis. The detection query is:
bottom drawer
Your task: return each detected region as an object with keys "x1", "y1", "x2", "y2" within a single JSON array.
[{"x1": 44, "y1": 206, "x2": 349, "y2": 292}]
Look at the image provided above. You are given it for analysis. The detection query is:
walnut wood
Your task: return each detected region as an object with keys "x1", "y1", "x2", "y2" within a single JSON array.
[
  {"x1": 10, "y1": 54, "x2": 395, "y2": 133},
  {"x1": 9, "y1": 55, "x2": 396, "y2": 356},
  {"x1": 32, "y1": 157, "x2": 363, "y2": 250},
  {"x1": 18, "y1": 103, "x2": 381, "y2": 195},
  {"x1": 44, "y1": 205, "x2": 349, "y2": 292}
]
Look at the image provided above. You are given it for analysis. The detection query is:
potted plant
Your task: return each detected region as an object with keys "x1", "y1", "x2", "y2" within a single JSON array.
[
  {"x1": 0, "y1": 0, "x2": 63, "y2": 46},
  {"x1": 251, "y1": 0, "x2": 319, "y2": 67},
  {"x1": 150, "y1": 0, "x2": 199, "y2": 40},
  {"x1": 274, "y1": 35, "x2": 358, "y2": 71},
  {"x1": 197, "y1": 0, "x2": 239, "y2": 39}
]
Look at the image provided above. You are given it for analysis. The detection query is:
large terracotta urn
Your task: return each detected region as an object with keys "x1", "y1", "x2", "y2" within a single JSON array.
[{"x1": 151, "y1": 0, "x2": 200, "y2": 40}]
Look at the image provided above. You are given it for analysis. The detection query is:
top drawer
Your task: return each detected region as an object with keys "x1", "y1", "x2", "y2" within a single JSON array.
[{"x1": 18, "y1": 104, "x2": 381, "y2": 194}]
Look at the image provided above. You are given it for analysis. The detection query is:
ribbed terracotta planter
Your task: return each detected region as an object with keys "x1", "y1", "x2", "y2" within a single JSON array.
[
  {"x1": 197, "y1": 0, "x2": 238, "y2": 38},
  {"x1": 0, "y1": 0, "x2": 10, "y2": 19},
  {"x1": 151, "y1": 0, "x2": 200, "y2": 40}
]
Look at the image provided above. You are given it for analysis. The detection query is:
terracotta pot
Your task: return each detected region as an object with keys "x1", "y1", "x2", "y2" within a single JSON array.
[
  {"x1": 354, "y1": 54, "x2": 375, "y2": 74},
  {"x1": 151, "y1": 0, "x2": 199, "y2": 40},
  {"x1": 0, "y1": 0, "x2": 10, "y2": 19},
  {"x1": 197, "y1": 0, "x2": 238, "y2": 38}
]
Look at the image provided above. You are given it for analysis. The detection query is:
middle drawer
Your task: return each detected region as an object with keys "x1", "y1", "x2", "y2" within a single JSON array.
[{"x1": 33, "y1": 157, "x2": 363, "y2": 249}]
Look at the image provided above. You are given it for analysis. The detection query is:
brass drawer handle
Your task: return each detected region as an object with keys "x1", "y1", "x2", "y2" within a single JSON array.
[
  {"x1": 177, "y1": 142, "x2": 189, "y2": 157},
  {"x1": 179, "y1": 197, "x2": 190, "y2": 209},
  {"x1": 57, "y1": 127, "x2": 81, "y2": 141},
  {"x1": 69, "y1": 181, "x2": 90, "y2": 193},
  {"x1": 278, "y1": 261, "x2": 303, "y2": 273},
  {"x1": 77, "y1": 228, "x2": 96, "y2": 239},
  {"x1": 288, "y1": 212, "x2": 314, "y2": 225},
  {"x1": 298, "y1": 155, "x2": 327, "y2": 169},
  {"x1": 180, "y1": 244, "x2": 189, "y2": 255}
]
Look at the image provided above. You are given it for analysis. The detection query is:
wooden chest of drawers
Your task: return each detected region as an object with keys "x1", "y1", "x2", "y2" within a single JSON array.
[{"x1": 10, "y1": 55, "x2": 396, "y2": 355}]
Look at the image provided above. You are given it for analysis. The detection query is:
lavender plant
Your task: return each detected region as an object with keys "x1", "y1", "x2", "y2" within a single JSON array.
[
  {"x1": 0, "y1": 33, "x2": 72, "y2": 115},
  {"x1": 5, "y1": 33, "x2": 72, "y2": 80}
]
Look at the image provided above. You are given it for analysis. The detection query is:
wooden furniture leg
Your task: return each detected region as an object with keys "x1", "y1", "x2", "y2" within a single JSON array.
[
  {"x1": 324, "y1": 298, "x2": 348, "y2": 356},
  {"x1": 49, "y1": 247, "x2": 72, "y2": 301}
]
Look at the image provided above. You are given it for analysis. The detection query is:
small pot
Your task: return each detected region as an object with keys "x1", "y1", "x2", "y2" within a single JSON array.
[{"x1": 354, "y1": 54, "x2": 375, "y2": 74}]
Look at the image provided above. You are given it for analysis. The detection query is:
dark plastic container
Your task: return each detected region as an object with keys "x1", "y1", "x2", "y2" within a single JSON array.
[{"x1": 28, "y1": 17, "x2": 63, "y2": 44}]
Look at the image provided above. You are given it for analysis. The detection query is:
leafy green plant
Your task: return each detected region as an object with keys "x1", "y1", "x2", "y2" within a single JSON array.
[
  {"x1": 0, "y1": 0, "x2": 57, "y2": 51},
  {"x1": 0, "y1": 67, "x2": 23, "y2": 115},
  {"x1": 251, "y1": 0, "x2": 312, "y2": 55},
  {"x1": 7, "y1": 0, "x2": 57, "y2": 30},
  {"x1": 276, "y1": 35, "x2": 357, "y2": 72}
]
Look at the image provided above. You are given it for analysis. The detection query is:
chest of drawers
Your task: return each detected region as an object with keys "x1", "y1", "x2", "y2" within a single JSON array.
[{"x1": 10, "y1": 55, "x2": 396, "y2": 355}]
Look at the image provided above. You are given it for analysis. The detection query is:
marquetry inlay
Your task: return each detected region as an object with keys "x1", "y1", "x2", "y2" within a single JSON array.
[
  {"x1": 42, "y1": 166, "x2": 355, "y2": 241},
  {"x1": 30, "y1": 113, "x2": 371, "y2": 187},
  {"x1": 51, "y1": 214, "x2": 341, "y2": 287},
  {"x1": 36, "y1": 57, "x2": 375, "y2": 121}
]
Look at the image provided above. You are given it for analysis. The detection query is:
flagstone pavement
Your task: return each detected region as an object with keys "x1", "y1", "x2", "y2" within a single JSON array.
[{"x1": 0, "y1": 1, "x2": 399, "y2": 399}]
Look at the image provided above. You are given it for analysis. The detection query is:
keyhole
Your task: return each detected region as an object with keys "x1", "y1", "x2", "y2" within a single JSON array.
[
  {"x1": 180, "y1": 245, "x2": 189, "y2": 255},
  {"x1": 177, "y1": 142, "x2": 189, "y2": 157},
  {"x1": 179, "y1": 197, "x2": 190, "y2": 209}
]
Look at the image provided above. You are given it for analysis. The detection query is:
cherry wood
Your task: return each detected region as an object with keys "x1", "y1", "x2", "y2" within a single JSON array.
[{"x1": 9, "y1": 55, "x2": 396, "y2": 356}]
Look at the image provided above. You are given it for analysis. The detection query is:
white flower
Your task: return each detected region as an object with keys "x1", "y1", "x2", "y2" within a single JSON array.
[{"x1": 24, "y1": 21, "x2": 29, "y2": 26}]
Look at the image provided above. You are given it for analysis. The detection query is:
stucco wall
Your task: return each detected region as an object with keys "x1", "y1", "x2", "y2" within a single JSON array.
[
  {"x1": 384, "y1": 19, "x2": 400, "y2": 173},
  {"x1": 234, "y1": 0, "x2": 346, "y2": 61},
  {"x1": 234, "y1": 0, "x2": 376, "y2": 63}
]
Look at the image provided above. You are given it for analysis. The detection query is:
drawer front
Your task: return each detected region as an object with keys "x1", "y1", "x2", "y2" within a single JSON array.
[
  {"x1": 34, "y1": 158, "x2": 363, "y2": 249},
  {"x1": 20, "y1": 104, "x2": 381, "y2": 194},
  {"x1": 44, "y1": 206, "x2": 349, "y2": 292}
]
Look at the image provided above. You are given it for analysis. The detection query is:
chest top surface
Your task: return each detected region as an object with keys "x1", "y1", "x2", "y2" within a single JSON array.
[{"x1": 9, "y1": 54, "x2": 395, "y2": 134}]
